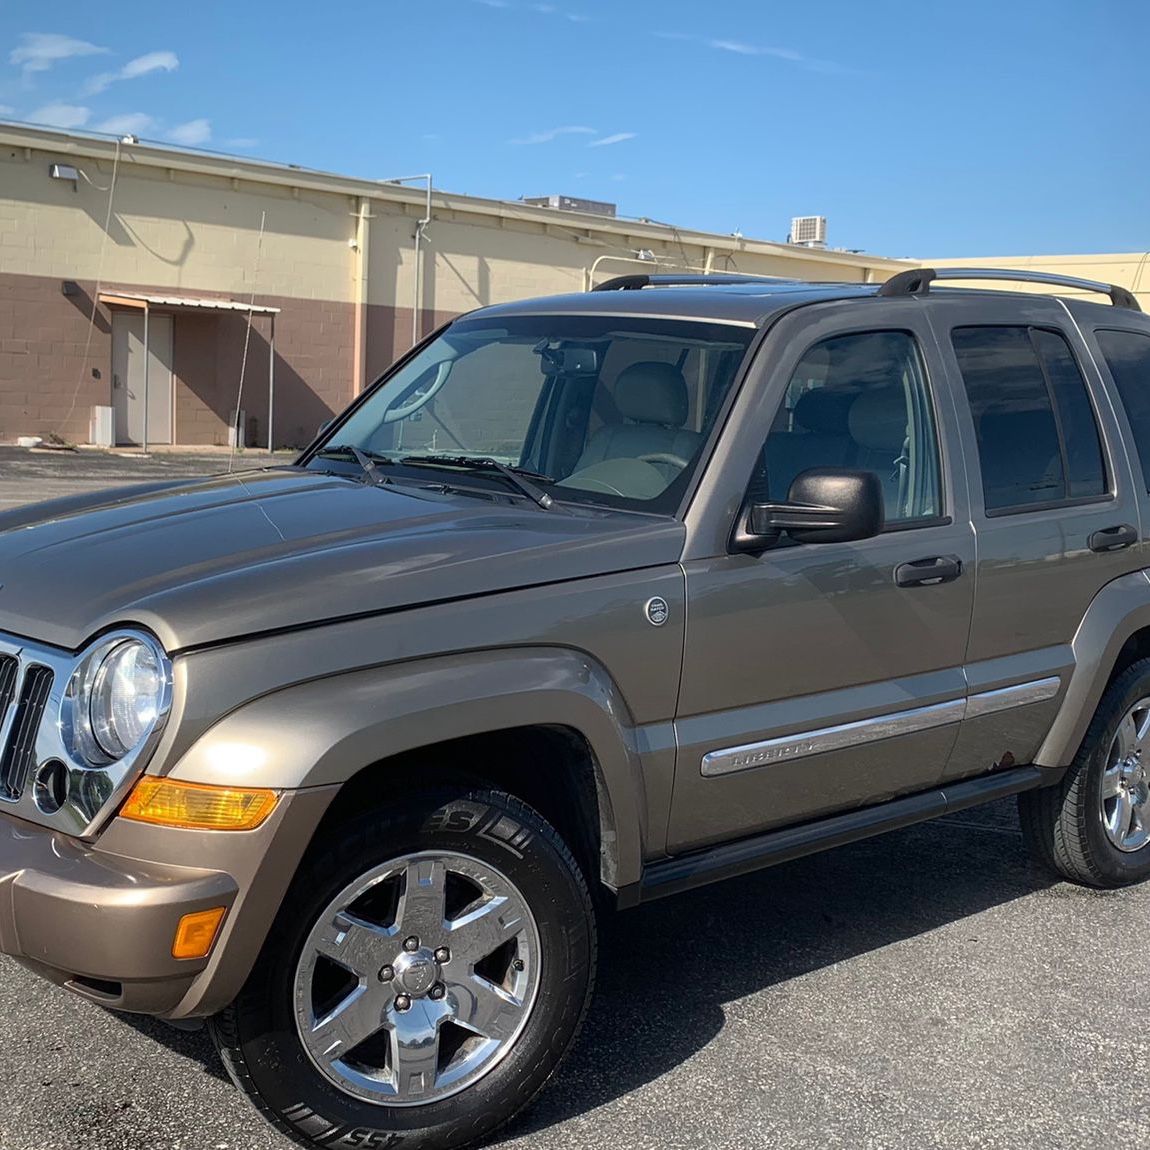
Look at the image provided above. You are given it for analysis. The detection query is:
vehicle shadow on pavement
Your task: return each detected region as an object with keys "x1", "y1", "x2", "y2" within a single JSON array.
[
  {"x1": 495, "y1": 801, "x2": 1059, "y2": 1142},
  {"x1": 112, "y1": 802, "x2": 1059, "y2": 1131},
  {"x1": 116, "y1": 1016, "x2": 231, "y2": 1084}
]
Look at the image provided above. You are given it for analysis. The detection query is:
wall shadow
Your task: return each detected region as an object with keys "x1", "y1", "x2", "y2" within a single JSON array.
[{"x1": 62, "y1": 282, "x2": 111, "y2": 334}]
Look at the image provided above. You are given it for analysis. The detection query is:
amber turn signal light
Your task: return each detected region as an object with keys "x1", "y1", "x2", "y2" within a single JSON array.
[
  {"x1": 121, "y1": 777, "x2": 279, "y2": 830},
  {"x1": 172, "y1": 906, "x2": 227, "y2": 959}
]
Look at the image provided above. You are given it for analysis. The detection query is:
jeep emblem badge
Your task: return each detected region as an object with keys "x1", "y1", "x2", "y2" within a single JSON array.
[{"x1": 645, "y1": 597, "x2": 669, "y2": 626}]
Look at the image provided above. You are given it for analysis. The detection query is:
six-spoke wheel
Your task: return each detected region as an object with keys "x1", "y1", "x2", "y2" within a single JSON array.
[
  {"x1": 293, "y1": 851, "x2": 542, "y2": 1106},
  {"x1": 211, "y1": 789, "x2": 595, "y2": 1150}
]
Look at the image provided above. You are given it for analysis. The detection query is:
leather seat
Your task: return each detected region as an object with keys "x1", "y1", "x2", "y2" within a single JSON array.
[
  {"x1": 847, "y1": 387, "x2": 910, "y2": 517},
  {"x1": 763, "y1": 388, "x2": 855, "y2": 500},
  {"x1": 572, "y1": 362, "x2": 700, "y2": 476}
]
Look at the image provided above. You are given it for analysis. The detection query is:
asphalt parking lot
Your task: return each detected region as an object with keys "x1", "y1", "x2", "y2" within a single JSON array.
[
  {"x1": 0, "y1": 445, "x2": 262, "y2": 511},
  {"x1": 0, "y1": 448, "x2": 1146, "y2": 1150}
]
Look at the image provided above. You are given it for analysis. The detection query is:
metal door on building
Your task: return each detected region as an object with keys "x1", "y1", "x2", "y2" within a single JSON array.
[{"x1": 111, "y1": 311, "x2": 173, "y2": 445}]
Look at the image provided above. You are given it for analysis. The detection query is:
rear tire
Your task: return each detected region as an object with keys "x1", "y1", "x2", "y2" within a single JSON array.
[
  {"x1": 1020, "y1": 658, "x2": 1150, "y2": 887},
  {"x1": 210, "y1": 788, "x2": 596, "y2": 1150}
]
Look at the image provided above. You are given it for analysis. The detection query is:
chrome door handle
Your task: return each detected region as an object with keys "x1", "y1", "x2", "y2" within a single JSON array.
[
  {"x1": 894, "y1": 555, "x2": 963, "y2": 587},
  {"x1": 1088, "y1": 524, "x2": 1138, "y2": 552}
]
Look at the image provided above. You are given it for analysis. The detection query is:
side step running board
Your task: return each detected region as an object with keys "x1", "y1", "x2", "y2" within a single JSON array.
[{"x1": 622, "y1": 765, "x2": 1057, "y2": 907}]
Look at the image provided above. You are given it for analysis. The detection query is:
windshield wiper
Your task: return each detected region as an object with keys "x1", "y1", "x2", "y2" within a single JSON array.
[
  {"x1": 315, "y1": 444, "x2": 393, "y2": 487},
  {"x1": 400, "y1": 454, "x2": 555, "y2": 509}
]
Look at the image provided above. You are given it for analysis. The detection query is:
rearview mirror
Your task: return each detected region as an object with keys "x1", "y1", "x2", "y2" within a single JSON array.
[{"x1": 732, "y1": 468, "x2": 884, "y2": 550}]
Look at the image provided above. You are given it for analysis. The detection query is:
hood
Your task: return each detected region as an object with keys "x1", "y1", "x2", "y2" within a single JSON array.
[{"x1": 0, "y1": 468, "x2": 685, "y2": 652}]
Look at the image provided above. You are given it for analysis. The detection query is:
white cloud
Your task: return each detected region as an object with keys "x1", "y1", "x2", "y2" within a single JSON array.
[
  {"x1": 95, "y1": 112, "x2": 155, "y2": 135},
  {"x1": 588, "y1": 131, "x2": 636, "y2": 148},
  {"x1": 225, "y1": 136, "x2": 259, "y2": 149},
  {"x1": 10, "y1": 32, "x2": 107, "y2": 74},
  {"x1": 84, "y1": 49, "x2": 179, "y2": 95},
  {"x1": 509, "y1": 125, "x2": 596, "y2": 145},
  {"x1": 656, "y1": 30, "x2": 843, "y2": 71},
  {"x1": 708, "y1": 39, "x2": 803, "y2": 61},
  {"x1": 0, "y1": 106, "x2": 14, "y2": 117},
  {"x1": 29, "y1": 102, "x2": 91, "y2": 129},
  {"x1": 166, "y1": 118, "x2": 211, "y2": 146},
  {"x1": 166, "y1": 117, "x2": 211, "y2": 146},
  {"x1": 475, "y1": 1, "x2": 589, "y2": 19},
  {"x1": 122, "y1": 50, "x2": 178, "y2": 80},
  {"x1": 709, "y1": 39, "x2": 758, "y2": 55}
]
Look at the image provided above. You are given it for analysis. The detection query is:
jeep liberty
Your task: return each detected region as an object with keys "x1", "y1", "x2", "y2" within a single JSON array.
[{"x1": 0, "y1": 267, "x2": 1148, "y2": 1149}]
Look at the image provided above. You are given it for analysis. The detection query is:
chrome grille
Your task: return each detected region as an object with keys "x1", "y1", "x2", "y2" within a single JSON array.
[
  {"x1": 0, "y1": 656, "x2": 19, "y2": 721},
  {"x1": 0, "y1": 664, "x2": 54, "y2": 800}
]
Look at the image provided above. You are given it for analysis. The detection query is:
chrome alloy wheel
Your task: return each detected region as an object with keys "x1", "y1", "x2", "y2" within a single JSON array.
[
  {"x1": 1102, "y1": 697, "x2": 1150, "y2": 853},
  {"x1": 293, "y1": 851, "x2": 541, "y2": 1106}
]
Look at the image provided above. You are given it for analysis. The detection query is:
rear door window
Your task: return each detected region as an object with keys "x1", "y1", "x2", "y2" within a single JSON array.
[
  {"x1": 951, "y1": 326, "x2": 1107, "y2": 513},
  {"x1": 1096, "y1": 328, "x2": 1150, "y2": 491}
]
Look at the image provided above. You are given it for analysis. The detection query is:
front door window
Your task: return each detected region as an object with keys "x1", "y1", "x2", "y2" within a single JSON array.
[{"x1": 756, "y1": 330, "x2": 942, "y2": 525}]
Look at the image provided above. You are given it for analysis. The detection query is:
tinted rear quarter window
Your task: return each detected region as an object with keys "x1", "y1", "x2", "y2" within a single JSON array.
[
  {"x1": 1096, "y1": 328, "x2": 1150, "y2": 491},
  {"x1": 952, "y1": 326, "x2": 1107, "y2": 513},
  {"x1": 1031, "y1": 329, "x2": 1106, "y2": 498}
]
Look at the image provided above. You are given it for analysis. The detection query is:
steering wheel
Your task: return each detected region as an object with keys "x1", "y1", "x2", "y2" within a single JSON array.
[{"x1": 638, "y1": 452, "x2": 691, "y2": 470}]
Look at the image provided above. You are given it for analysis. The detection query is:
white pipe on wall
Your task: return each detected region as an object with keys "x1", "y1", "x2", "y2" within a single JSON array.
[{"x1": 380, "y1": 174, "x2": 433, "y2": 349}]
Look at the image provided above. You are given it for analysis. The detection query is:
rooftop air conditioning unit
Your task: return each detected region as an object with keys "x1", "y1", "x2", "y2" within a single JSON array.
[
  {"x1": 522, "y1": 195, "x2": 617, "y2": 218},
  {"x1": 790, "y1": 215, "x2": 827, "y2": 248}
]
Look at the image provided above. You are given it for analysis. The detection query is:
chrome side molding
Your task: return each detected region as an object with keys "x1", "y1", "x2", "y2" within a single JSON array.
[
  {"x1": 965, "y1": 676, "x2": 1061, "y2": 718},
  {"x1": 701, "y1": 677, "x2": 1062, "y2": 778}
]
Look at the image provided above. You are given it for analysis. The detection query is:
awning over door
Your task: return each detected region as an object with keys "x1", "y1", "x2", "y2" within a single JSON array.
[{"x1": 98, "y1": 291, "x2": 281, "y2": 315}]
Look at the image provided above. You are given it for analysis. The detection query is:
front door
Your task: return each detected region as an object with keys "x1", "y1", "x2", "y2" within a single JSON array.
[
  {"x1": 111, "y1": 311, "x2": 173, "y2": 445},
  {"x1": 668, "y1": 301, "x2": 977, "y2": 853}
]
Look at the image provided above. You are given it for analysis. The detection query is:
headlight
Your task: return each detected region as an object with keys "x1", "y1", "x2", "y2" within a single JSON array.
[{"x1": 66, "y1": 632, "x2": 173, "y2": 765}]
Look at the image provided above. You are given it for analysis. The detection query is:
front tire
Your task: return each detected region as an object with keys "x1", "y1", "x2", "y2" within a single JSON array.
[
  {"x1": 211, "y1": 788, "x2": 596, "y2": 1150},
  {"x1": 1020, "y1": 658, "x2": 1150, "y2": 888}
]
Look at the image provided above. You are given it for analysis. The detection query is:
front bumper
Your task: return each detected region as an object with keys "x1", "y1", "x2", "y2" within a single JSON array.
[{"x1": 0, "y1": 784, "x2": 338, "y2": 1018}]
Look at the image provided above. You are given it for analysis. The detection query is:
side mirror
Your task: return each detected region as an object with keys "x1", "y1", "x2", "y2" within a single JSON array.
[{"x1": 733, "y1": 468, "x2": 884, "y2": 550}]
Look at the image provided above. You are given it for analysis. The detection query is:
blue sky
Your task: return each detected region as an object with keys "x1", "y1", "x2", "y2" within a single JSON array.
[{"x1": 2, "y1": 1, "x2": 1147, "y2": 257}]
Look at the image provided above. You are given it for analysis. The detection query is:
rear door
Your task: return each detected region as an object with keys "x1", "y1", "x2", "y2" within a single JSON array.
[
  {"x1": 926, "y1": 296, "x2": 1145, "y2": 781},
  {"x1": 668, "y1": 299, "x2": 977, "y2": 854}
]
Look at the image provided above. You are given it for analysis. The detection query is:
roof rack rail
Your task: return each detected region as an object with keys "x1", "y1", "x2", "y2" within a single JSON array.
[
  {"x1": 591, "y1": 272, "x2": 795, "y2": 292},
  {"x1": 879, "y1": 266, "x2": 1141, "y2": 311}
]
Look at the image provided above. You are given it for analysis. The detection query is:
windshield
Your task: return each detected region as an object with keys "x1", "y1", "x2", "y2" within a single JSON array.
[{"x1": 310, "y1": 314, "x2": 754, "y2": 513}]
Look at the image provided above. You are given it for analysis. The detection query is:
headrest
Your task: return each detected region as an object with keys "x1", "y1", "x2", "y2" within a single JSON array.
[
  {"x1": 793, "y1": 389, "x2": 852, "y2": 436},
  {"x1": 615, "y1": 362, "x2": 689, "y2": 427},
  {"x1": 848, "y1": 388, "x2": 908, "y2": 450}
]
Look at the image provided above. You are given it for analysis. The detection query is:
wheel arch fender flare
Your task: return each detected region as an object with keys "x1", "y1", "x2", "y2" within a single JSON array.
[
  {"x1": 165, "y1": 645, "x2": 650, "y2": 890},
  {"x1": 1036, "y1": 569, "x2": 1150, "y2": 768}
]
